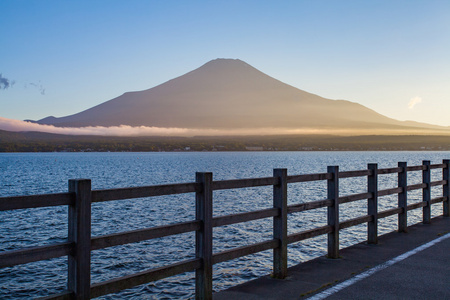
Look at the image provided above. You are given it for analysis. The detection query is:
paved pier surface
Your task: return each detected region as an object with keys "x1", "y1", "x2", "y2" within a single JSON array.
[{"x1": 214, "y1": 216, "x2": 450, "y2": 299}]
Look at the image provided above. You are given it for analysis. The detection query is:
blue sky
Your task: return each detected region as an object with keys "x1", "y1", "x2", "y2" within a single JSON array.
[{"x1": 1, "y1": 0, "x2": 450, "y2": 126}]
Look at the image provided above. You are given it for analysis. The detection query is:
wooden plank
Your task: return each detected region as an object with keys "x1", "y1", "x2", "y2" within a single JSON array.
[
  {"x1": 406, "y1": 201, "x2": 427, "y2": 211},
  {"x1": 90, "y1": 258, "x2": 201, "y2": 299},
  {"x1": 91, "y1": 221, "x2": 201, "y2": 250},
  {"x1": 378, "y1": 207, "x2": 403, "y2": 219},
  {"x1": 0, "y1": 193, "x2": 74, "y2": 211},
  {"x1": 339, "y1": 169, "x2": 370, "y2": 178},
  {"x1": 68, "y1": 179, "x2": 92, "y2": 299},
  {"x1": 406, "y1": 165, "x2": 426, "y2": 171},
  {"x1": 406, "y1": 183, "x2": 427, "y2": 191},
  {"x1": 368, "y1": 163, "x2": 378, "y2": 244},
  {"x1": 327, "y1": 166, "x2": 339, "y2": 259},
  {"x1": 37, "y1": 290, "x2": 74, "y2": 300},
  {"x1": 378, "y1": 187, "x2": 402, "y2": 197},
  {"x1": 378, "y1": 167, "x2": 402, "y2": 175},
  {"x1": 430, "y1": 196, "x2": 446, "y2": 204},
  {"x1": 339, "y1": 192, "x2": 371, "y2": 204},
  {"x1": 288, "y1": 199, "x2": 331, "y2": 214},
  {"x1": 195, "y1": 172, "x2": 213, "y2": 300},
  {"x1": 398, "y1": 162, "x2": 408, "y2": 232},
  {"x1": 287, "y1": 173, "x2": 331, "y2": 183},
  {"x1": 212, "y1": 208, "x2": 278, "y2": 227},
  {"x1": 287, "y1": 225, "x2": 333, "y2": 244},
  {"x1": 212, "y1": 239, "x2": 278, "y2": 264},
  {"x1": 273, "y1": 168, "x2": 287, "y2": 279},
  {"x1": 444, "y1": 160, "x2": 450, "y2": 217},
  {"x1": 0, "y1": 242, "x2": 72, "y2": 268},
  {"x1": 91, "y1": 182, "x2": 199, "y2": 202},
  {"x1": 423, "y1": 161, "x2": 431, "y2": 224},
  {"x1": 430, "y1": 180, "x2": 446, "y2": 187},
  {"x1": 212, "y1": 177, "x2": 277, "y2": 190},
  {"x1": 340, "y1": 215, "x2": 373, "y2": 230},
  {"x1": 430, "y1": 163, "x2": 446, "y2": 169}
]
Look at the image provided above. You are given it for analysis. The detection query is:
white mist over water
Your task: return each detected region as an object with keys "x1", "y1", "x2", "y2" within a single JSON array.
[{"x1": 0, "y1": 116, "x2": 372, "y2": 136}]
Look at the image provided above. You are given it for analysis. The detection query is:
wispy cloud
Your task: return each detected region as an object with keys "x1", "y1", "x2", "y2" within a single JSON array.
[
  {"x1": 0, "y1": 74, "x2": 46, "y2": 95},
  {"x1": 0, "y1": 74, "x2": 15, "y2": 90},
  {"x1": 2, "y1": 117, "x2": 435, "y2": 137},
  {"x1": 0, "y1": 117, "x2": 349, "y2": 136},
  {"x1": 0, "y1": 117, "x2": 192, "y2": 136},
  {"x1": 25, "y1": 82, "x2": 46, "y2": 95},
  {"x1": 408, "y1": 96, "x2": 422, "y2": 109}
]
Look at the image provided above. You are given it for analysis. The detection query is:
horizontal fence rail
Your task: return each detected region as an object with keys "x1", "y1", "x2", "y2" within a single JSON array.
[{"x1": 1, "y1": 160, "x2": 449, "y2": 299}]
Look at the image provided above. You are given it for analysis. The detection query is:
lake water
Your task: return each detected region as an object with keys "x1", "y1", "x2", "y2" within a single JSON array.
[{"x1": 1, "y1": 151, "x2": 448, "y2": 299}]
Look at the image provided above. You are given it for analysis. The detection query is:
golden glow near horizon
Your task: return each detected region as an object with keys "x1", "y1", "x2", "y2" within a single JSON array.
[{"x1": 2, "y1": 117, "x2": 449, "y2": 137}]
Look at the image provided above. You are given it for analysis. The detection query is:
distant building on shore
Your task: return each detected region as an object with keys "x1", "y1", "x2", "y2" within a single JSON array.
[{"x1": 245, "y1": 146, "x2": 264, "y2": 151}]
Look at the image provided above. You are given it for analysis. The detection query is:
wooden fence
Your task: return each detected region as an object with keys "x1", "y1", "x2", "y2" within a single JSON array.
[{"x1": 1, "y1": 160, "x2": 449, "y2": 299}]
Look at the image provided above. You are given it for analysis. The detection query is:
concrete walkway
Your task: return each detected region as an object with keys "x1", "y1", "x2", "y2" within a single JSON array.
[{"x1": 214, "y1": 216, "x2": 450, "y2": 300}]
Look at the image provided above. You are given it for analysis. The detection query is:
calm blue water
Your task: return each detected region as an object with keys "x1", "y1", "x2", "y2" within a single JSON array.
[{"x1": 1, "y1": 151, "x2": 448, "y2": 299}]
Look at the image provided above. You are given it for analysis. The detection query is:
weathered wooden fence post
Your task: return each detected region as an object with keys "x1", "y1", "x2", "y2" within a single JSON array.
[
  {"x1": 368, "y1": 164, "x2": 378, "y2": 244},
  {"x1": 422, "y1": 160, "x2": 431, "y2": 224},
  {"x1": 195, "y1": 172, "x2": 213, "y2": 300},
  {"x1": 68, "y1": 179, "x2": 92, "y2": 299},
  {"x1": 443, "y1": 159, "x2": 450, "y2": 217},
  {"x1": 273, "y1": 168, "x2": 288, "y2": 279},
  {"x1": 327, "y1": 166, "x2": 339, "y2": 258},
  {"x1": 398, "y1": 162, "x2": 408, "y2": 232}
]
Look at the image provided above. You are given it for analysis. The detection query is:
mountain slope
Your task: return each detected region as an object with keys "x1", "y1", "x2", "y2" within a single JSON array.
[{"x1": 37, "y1": 59, "x2": 447, "y2": 133}]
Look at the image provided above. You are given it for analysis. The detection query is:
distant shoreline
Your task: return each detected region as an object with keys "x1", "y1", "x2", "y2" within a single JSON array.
[{"x1": 1, "y1": 130, "x2": 450, "y2": 152}]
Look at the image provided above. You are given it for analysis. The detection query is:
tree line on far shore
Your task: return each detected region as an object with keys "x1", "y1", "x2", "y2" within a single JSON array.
[{"x1": 1, "y1": 130, "x2": 450, "y2": 152}]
